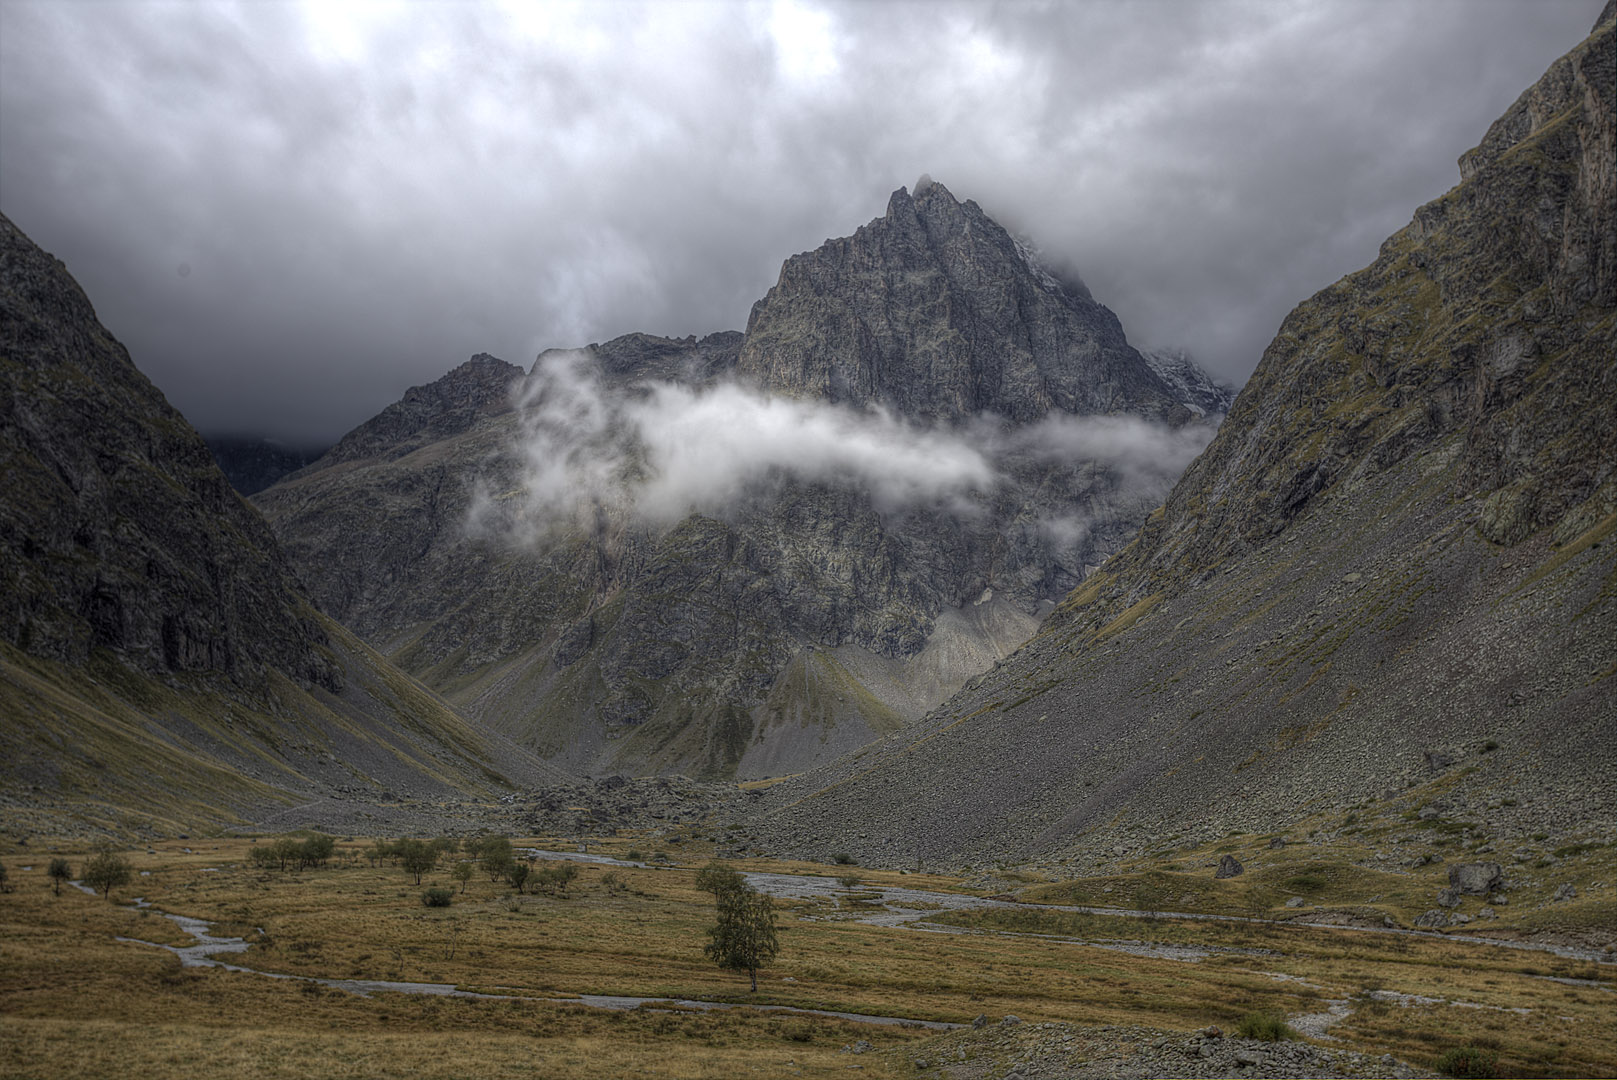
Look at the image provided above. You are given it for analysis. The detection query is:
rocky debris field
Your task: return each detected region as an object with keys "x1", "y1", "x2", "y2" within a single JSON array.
[{"x1": 898, "y1": 1021, "x2": 1435, "y2": 1079}]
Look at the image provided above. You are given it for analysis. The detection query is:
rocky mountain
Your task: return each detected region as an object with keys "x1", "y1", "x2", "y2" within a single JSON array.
[
  {"x1": 256, "y1": 182, "x2": 1222, "y2": 780},
  {"x1": 752, "y1": 10, "x2": 1616, "y2": 869},
  {"x1": 738, "y1": 177, "x2": 1184, "y2": 424},
  {"x1": 0, "y1": 212, "x2": 563, "y2": 838},
  {"x1": 205, "y1": 435, "x2": 326, "y2": 496},
  {"x1": 1138, "y1": 347, "x2": 1236, "y2": 417}
]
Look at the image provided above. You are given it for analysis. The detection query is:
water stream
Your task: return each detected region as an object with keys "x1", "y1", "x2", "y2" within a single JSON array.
[{"x1": 525, "y1": 850, "x2": 1617, "y2": 966}]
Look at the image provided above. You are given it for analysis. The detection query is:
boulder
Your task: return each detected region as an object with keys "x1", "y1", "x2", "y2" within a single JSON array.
[
  {"x1": 1448, "y1": 862, "x2": 1504, "y2": 895},
  {"x1": 1414, "y1": 909, "x2": 1450, "y2": 929},
  {"x1": 1215, "y1": 854, "x2": 1245, "y2": 879}
]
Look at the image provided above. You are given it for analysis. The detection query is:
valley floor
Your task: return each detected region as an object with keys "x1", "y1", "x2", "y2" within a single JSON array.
[{"x1": 1, "y1": 828, "x2": 1612, "y2": 1078}]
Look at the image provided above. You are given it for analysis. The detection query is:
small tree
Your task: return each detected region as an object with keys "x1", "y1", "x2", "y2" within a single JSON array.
[
  {"x1": 696, "y1": 860, "x2": 745, "y2": 898},
  {"x1": 704, "y1": 883, "x2": 779, "y2": 992},
  {"x1": 270, "y1": 836, "x2": 301, "y2": 871},
  {"x1": 396, "y1": 839, "x2": 438, "y2": 885},
  {"x1": 507, "y1": 863, "x2": 531, "y2": 894},
  {"x1": 48, "y1": 858, "x2": 72, "y2": 896},
  {"x1": 451, "y1": 861, "x2": 474, "y2": 894},
  {"x1": 0, "y1": 861, "x2": 8, "y2": 893},
  {"x1": 299, "y1": 833, "x2": 335, "y2": 869},
  {"x1": 82, "y1": 847, "x2": 133, "y2": 899},
  {"x1": 481, "y1": 837, "x2": 514, "y2": 882}
]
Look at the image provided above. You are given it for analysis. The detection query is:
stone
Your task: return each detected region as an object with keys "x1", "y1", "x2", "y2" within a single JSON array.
[
  {"x1": 1414, "y1": 909, "x2": 1450, "y2": 929},
  {"x1": 1215, "y1": 854, "x2": 1245, "y2": 879},
  {"x1": 1478, "y1": 906, "x2": 1496, "y2": 919},
  {"x1": 1286, "y1": 896, "x2": 1305, "y2": 908},
  {"x1": 1235, "y1": 1050, "x2": 1267, "y2": 1067},
  {"x1": 1268, "y1": 837, "x2": 1287, "y2": 849},
  {"x1": 1436, "y1": 887, "x2": 1462, "y2": 908},
  {"x1": 1449, "y1": 863, "x2": 1504, "y2": 895},
  {"x1": 973, "y1": 1014, "x2": 989, "y2": 1029},
  {"x1": 1553, "y1": 883, "x2": 1578, "y2": 902},
  {"x1": 1000, "y1": 1014, "x2": 1023, "y2": 1027}
]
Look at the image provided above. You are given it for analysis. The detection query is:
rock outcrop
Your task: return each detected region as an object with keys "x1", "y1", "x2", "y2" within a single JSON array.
[
  {"x1": 257, "y1": 183, "x2": 1217, "y2": 780},
  {"x1": 751, "y1": 12, "x2": 1615, "y2": 867},
  {"x1": 0, "y1": 213, "x2": 563, "y2": 836}
]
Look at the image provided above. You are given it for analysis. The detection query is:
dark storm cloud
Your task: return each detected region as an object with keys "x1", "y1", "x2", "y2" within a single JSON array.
[{"x1": 0, "y1": 0, "x2": 1603, "y2": 444}]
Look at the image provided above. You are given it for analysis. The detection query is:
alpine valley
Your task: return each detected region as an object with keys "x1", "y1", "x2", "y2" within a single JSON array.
[{"x1": 1, "y1": 7, "x2": 1614, "y2": 1080}]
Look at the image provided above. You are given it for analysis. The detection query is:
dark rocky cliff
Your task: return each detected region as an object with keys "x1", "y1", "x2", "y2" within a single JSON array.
[
  {"x1": 0, "y1": 213, "x2": 337, "y2": 689},
  {"x1": 0, "y1": 213, "x2": 562, "y2": 836},
  {"x1": 753, "y1": 12, "x2": 1616, "y2": 869}
]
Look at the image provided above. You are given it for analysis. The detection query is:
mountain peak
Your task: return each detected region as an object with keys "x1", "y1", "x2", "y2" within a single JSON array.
[
  {"x1": 741, "y1": 181, "x2": 1177, "y2": 423},
  {"x1": 305, "y1": 353, "x2": 524, "y2": 472}
]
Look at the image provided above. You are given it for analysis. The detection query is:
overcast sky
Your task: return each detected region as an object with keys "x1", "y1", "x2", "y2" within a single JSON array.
[{"x1": 1, "y1": 0, "x2": 1603, "y2": 445}]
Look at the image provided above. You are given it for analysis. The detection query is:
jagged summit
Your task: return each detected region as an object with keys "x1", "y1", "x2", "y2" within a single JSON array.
[{"x1": 739, "y1": 178, "x2": 1182, "y2": 424}]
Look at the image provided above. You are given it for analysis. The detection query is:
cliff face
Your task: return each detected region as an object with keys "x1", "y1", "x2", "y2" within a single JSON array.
[
  {"x1": 754, "y1": 13, "x2": 1616, "y2": 868},
  {"x1": 258, "y1": 185, "x2": 1217, "y2": 780},
  {"x1": 0, "y1": 213, "x2": 562, "y2": 836}
]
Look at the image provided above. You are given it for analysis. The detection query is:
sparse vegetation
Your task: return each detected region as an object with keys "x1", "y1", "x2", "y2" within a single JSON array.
[
  {"x1": 1284, "y1": 872, "x2": 1327, "y2": 894},
  {"x1": 1235, "y1": 1011, "x2": 1297, "y2": 1041},
  {"x1": 421, "y1": 887, "x2": 454, "y2": 908},
  {"x1": 81, "y1": 846, "x2": 132, "y2": 899},
  {"x1": 396, "y1": 839, "x2": 439, "y2": 885},
  {"x1": 832, "y1": 852, "x2": 855, "y2": 865},
  {"x1": 1435, "y1": 1045, "x2": 1499, "y2": 1078},
  {"x1": 703, "y1": 879, "x2": 779, "y2": 993}
]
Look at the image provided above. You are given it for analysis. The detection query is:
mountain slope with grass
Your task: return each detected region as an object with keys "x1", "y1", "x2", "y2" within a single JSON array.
[
  {"x1": 754, "y1": 9, "x2": 1617, "y2": 871},
  {"x1": 0, "y1": 212, "x2": 565, "y2": 839}
]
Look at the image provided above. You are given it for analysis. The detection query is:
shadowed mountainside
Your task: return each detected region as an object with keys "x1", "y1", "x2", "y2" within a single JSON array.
[
  {"x1": 0, "y1": 213, "x2": 566, "y2": 838},
  {"x1": 753, "y1": 10, "x2": 1616, "y2": 870}
]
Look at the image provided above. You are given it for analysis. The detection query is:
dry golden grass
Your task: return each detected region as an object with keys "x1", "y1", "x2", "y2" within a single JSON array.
[{"x1": 1, "y1": 836, "x2": 1612, "y2": 1079}]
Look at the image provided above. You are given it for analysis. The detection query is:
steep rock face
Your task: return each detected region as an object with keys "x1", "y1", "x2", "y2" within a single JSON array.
[
  {"x1": 754, "y1": 14, "x2": 1616, "y2": 867},
  {"x1": 0, "y1": 213, "x2": 336, "y2": 689},
  {"x1": 739, "y1": 179, "x2": 1181, "y2": 423},
  {"x1": 0, "y1": 213, "x2": 563, "y2": 834},
  {"x1": 259, "y1": 189, "x2": 1215, "y2": 780}
]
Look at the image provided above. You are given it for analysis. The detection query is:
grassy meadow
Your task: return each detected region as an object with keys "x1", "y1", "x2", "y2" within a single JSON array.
[{"x1": 0, "y1": 829, "x2": 1612, "y2": 1078}]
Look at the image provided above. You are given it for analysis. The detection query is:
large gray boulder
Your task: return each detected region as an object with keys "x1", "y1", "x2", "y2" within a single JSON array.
[{"x1": 1448, "y1": 863, "x2": 1504, "y2": 896}]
